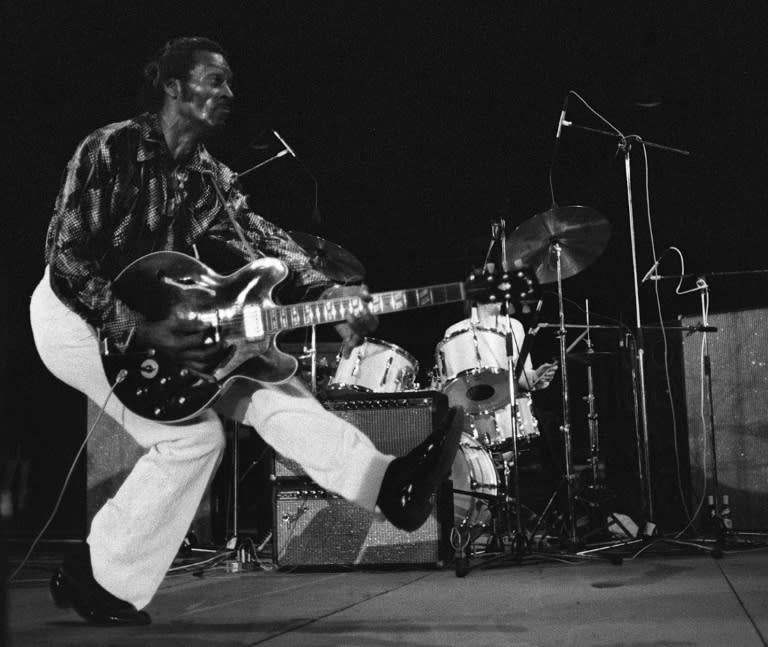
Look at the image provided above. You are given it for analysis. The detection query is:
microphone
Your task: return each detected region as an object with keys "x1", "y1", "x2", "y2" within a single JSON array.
[
  {"x1": 641, "y1": 247, "x2": 672, "y2": 283},
  {"x1": 555, "y1": 95, "x2": 569, "y2": 140},
  {"x1": 272, "y1": 130, "x2": 321, "y2": 224},
  {"x1": 273, "y1": 130, "x2": 296, "y2": 158}
]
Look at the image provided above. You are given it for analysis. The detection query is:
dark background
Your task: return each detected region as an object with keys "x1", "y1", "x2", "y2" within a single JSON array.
[{"x1": 4, "y1": 1, "x2": 768, "y2": 538}]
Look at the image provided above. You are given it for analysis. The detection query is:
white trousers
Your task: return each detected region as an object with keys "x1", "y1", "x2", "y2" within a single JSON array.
[{"x1": 30, "y1": 269, "x2": 393, "y2": 610}]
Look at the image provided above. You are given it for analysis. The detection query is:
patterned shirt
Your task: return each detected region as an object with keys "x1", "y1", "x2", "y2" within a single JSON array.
[{"x1": 45, "y1": 112, "x2": 333, "y2": 344}]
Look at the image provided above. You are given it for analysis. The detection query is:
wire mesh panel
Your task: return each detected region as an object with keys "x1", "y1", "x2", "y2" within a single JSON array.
[{"x1": 681, "y1": 308, "x2": 768, "y2": 530}]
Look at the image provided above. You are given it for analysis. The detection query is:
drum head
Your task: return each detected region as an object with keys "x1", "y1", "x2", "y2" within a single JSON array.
[{"x1": 442, "y1": 369, "x2": 509, "y2": 414}]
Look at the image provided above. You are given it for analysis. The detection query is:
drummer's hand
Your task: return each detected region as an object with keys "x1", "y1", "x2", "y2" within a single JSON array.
[
  {"x1": 322, "y1": 284, "x2": 379, "y2": 358},
  {"x1": 531, "y1": 361, "x2": 559, "y2": 391}
]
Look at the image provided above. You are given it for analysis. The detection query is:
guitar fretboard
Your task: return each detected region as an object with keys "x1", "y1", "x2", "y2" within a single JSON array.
[{"x1": 263, "y1": 282, "x2": 466, "y2": 333}]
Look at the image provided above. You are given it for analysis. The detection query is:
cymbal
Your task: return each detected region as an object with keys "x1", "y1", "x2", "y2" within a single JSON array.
[
  {"x1": 567, "y1": 351, "x2": 617, "y2": 365},
  {"x1": 506, "y1": 205, "x2": 611, "y2": 284},
  {"x1": 289, "y1": 232, "x2": 365, "y2": 283}
]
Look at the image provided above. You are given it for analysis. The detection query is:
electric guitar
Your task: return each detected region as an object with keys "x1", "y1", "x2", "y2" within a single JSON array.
[{"x1": 101, "y1": 251, "x2": 537, "y2": 422}]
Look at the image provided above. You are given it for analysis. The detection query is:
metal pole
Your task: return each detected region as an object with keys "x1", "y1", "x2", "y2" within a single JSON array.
[
  {"x1": 623, "y1": 146, "x2": 654, "y2": 523},
  {"x1": 553, "y1": 243, "x2": 578, "y2": 545}
]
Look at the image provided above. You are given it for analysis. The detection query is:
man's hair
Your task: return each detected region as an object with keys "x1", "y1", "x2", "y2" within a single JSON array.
[{"x1": 140, "y1": 36, "x2": 228, "y2": 111}]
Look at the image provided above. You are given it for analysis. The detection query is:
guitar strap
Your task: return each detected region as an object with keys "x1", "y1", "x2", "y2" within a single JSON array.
[{"x1": 203, "y1": 169, "x2": 261, "y2": 262}]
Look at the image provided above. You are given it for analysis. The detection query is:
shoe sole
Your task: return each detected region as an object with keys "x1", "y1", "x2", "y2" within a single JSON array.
[{"x1": 50, "y1": 569, "x2": 72, "y2": 609}]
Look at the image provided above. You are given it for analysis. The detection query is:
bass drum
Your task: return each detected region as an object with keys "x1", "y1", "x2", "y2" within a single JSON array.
[
  {"x1": 328, "y1": 338, "x2": 418, "y2": 393},
  {"x1": 451, "y1": 433, "x2": 498, "y2": 539}
]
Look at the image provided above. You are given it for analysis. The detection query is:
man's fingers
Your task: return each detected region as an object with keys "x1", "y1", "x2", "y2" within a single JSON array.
[
  {"x1": 171, "y1": 332, "x2": 209, "y2": 351},
  {"x1": 336, "y1": 323, "x2": 361, "y2": 358},
  {"x1": 170, "y1": 317, "x2": 209, "y2": 333},
  {"x1": 182, "y1": 342, "x2": 228, "y2": 360}
]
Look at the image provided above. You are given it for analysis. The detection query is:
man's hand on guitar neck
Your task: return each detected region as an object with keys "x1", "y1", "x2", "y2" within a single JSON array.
[
  {"x1": 134, "y1": 315, "x2": 230, "y2": 373},
  {"x1": 320, "y1": 284, "x2": 379, "y2": 358}
]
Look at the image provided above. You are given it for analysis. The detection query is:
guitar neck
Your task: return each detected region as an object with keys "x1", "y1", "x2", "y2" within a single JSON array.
[{"x1": 263, "y1": 282, "x2": 467, "y2": 333}]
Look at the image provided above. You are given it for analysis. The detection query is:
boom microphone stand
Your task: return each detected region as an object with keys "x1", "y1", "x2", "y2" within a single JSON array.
[
  {"x1": 558, "y1": 114, "x2": 719, "y2": 558},
  {"x1": 559, "y1": 117, "x2": 688, "y2": 529}
]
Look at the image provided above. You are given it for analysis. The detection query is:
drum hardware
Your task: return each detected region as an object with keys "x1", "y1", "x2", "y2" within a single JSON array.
[
  {"x1": 289, "y1": 231, "x2": 366, "y2": 284},
  {"x1": 562, "y1": 300, "x2": 632, "y2": 546},
  {"x1": 329, "y1": 338, "x2": 419, "y2": 393},
  {"x1": 446, "y1": 218, "x2": 534, "y2": 573},
  {"x1": 505, "y1": 205, "x2": 612, "y2": 552},
  {"x1": 504, "y1": 205, "x2": 611, "y2": 286},
  {"x1": 289, "y1": 231, "x2": 367, "y2": 394},
  {"x1": 538, "y1": 323, "x2": 623, "y2": 330},
  {"x1": 435, "y1": 325, "x2": 509, "y2": 414},
  {"x1": 449, "y1": 218, "x2": 595, "y2": 574},
  {"x1": 492, "y1": 218, "x2": 530, "y2": 560}
]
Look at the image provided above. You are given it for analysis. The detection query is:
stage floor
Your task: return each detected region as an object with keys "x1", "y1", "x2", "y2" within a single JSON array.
[{"x1": 6, "y1": 538, "x2": 768, "y2": 647}]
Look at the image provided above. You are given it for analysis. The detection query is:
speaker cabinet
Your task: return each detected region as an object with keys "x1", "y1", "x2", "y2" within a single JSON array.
[
  {"x1": 272, "y1": 391, "x2": 451, "y2": 567},
  {"x1": 86, "y1": 399, "x2": 214, "y2": 542},
  {"x1": 273, "y1": 391, "x2": 447, "y2": 480},
  {"x1": 274, "y1": 483, "x2": 452, "y2": 568},
  {"x1": 681, "y1": 308, "x2": 768, "y2": 530}
]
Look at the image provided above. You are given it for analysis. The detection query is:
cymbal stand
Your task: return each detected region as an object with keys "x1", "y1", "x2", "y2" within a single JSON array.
[
  {"x1": 453, "y1": 219, "x2": 529, "y2": 574},
  {"x1": 552, "y1": 241, "x2": 579, "y2": 547},
  {"x1": 498, "y1": 304, "x2": 528, "y2": 557},
  {"x1": 583, "y1": 300, "x2": 601, "y2": 486},
  {"x1": 454, "y1": 223, "x2": 565, "y2": 574},
  {"x1": 511, "y1": 240, "x2": 584, "y2": 554},
  {"x1": 493, "y1": 218, "x2": 527, "y2": 556}
]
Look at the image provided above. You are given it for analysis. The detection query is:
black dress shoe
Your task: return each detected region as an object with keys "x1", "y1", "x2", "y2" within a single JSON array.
[
  {"x1": 377, "y1": 406, "x2": 464, "y2": 531},
  {"x1": 50, "y1": 544, "x2": 151, "y2": 626}
]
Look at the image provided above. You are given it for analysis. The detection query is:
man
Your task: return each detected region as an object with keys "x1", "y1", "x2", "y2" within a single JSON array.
[
  {"x1": 442, "y1": 302, "x2": 558, "y2": 396},
  {"x1": 30, "y1": 37, "x2": 462, "y2": 626},
  {"x1": 439, "y1": 301, "x2": 561, "y2": 481}
]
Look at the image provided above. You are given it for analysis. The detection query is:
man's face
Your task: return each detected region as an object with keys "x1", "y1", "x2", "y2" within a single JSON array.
[{"x1": 177, "y1": 51, "x2": 234, "y2": 129}]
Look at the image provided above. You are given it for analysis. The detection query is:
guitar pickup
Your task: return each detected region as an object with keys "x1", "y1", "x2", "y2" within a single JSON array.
[{"x1": 242, "y1": 304, "x2": 264, "y2": 340}]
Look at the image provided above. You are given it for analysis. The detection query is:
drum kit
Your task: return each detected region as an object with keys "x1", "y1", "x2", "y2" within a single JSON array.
[{"x1": 291, "y1": 204, "x2": 621, "y2": 563}]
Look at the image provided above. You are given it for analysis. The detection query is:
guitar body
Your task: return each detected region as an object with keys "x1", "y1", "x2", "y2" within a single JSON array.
[{"x1": 102, "y1": 251, "x2": 297, "y2": 422}]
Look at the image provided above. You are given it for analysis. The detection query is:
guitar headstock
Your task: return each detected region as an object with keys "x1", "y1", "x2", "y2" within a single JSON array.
[{"x1": 465, "y1": 265, "x2": 540, "y2": 314}]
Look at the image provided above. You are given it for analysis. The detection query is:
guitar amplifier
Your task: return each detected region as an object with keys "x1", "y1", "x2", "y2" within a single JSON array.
[
  {"x1": 272, "y1": 391, "x2": 451, "y2": 568},
  {"x1": 274, "y1": 482, "x2": 453, "y2": 567},
  {"x1": 273, "y1": 390, "x2": 448, "y2": 480}
]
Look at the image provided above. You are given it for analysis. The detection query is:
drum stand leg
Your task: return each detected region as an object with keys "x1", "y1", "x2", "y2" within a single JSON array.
[
  {"x1": 567, "y1": 301, "x2": 628, "y2": 547},
  {"x1": 522, "y1": 246, "x2": 619, "y2": 562},
  {"x1": 544, "y1": 242, "x2": 580, "y2": 550}
]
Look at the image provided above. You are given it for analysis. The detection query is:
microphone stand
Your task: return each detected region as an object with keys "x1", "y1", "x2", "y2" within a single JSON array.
[
  {"x1": 561, "y1": 121, "x2": 687, "y2": 527},
  {"x1": 238, "y1": 149, "x2": 291, "y2": 179},
  {"x1": 499, "y1": 220, "x2": 528, "y2": 558},
  {"x1": 561, "y1": 120, "x2": 717, "y2": 557}
]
